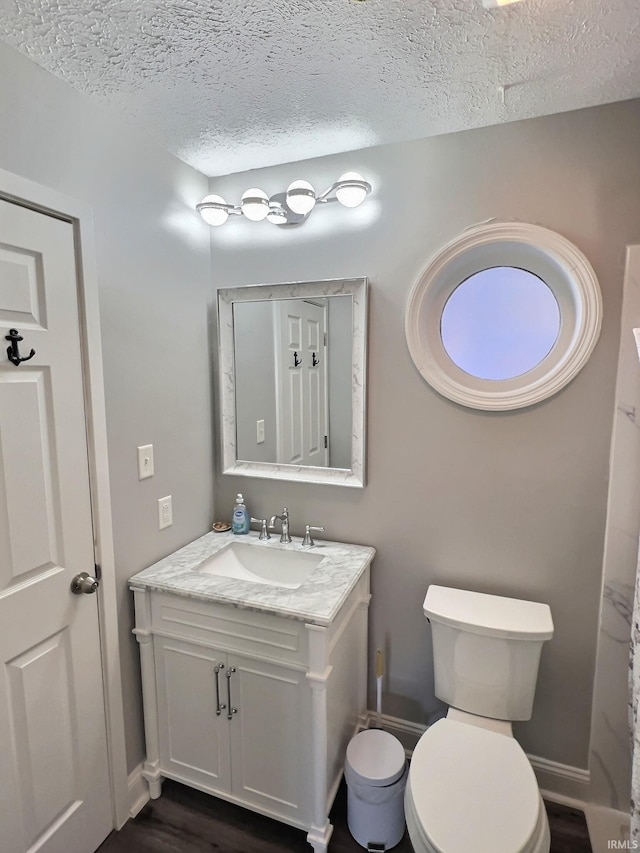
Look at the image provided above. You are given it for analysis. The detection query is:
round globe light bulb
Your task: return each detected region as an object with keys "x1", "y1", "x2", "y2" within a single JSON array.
[
  {"x1": 198, "y1": 194, "x2": 229, "y2": 226},
  {"x1": 286, "y1": 180, "x2": 316, "y2": 216},
  {"x1": 335, "y1": 172, "x2": 369, "y2": 208},
  {"x1": 241, "y1": 188, "x2": 270, "y2": 221},
  {"x1": 266, "y1": 201, "x2": 288, "y2": 225}
]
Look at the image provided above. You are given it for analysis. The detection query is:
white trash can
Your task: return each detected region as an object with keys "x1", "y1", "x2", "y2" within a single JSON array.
[{"x1": 344, "y1": 729, "x2": 408, "y2": 851}]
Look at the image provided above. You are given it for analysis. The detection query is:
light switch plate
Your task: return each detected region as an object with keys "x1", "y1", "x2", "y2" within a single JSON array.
[
  {"x1": 158, "y1": 495, "x2": 172, "y2": 529},
  {"x1": 256, "y1": 419, "x2": 265, "y2": 444},
  {"x1": 137, "y1": 444, "x2": 154, "y2": 480}
]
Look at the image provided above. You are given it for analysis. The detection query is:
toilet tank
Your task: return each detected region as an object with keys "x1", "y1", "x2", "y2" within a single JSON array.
[{"x1": 424, "y1": 586, "x2": 554, "y2": 721}]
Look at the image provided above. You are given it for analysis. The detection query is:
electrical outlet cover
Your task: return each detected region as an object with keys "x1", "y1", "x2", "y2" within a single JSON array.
[{"x1": 158, "y1": 495, "x2": 172, "y2": 529}]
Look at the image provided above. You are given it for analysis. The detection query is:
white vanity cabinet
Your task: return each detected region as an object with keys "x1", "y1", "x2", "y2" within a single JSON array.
[
  {"x1": 150, "y1": 616, "x2": 310, "y2": 823},
  {"x1": 131, "y1": 542, "x2": 371, "y2": 853}
]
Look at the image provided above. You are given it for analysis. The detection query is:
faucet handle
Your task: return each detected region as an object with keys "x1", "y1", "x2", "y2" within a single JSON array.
[
  {"x1": 301, "y1": 525, "x2": 324, "y2": 547},
  {"x1": 250, "y1": 517, "x2": 271, "y2": 540}
]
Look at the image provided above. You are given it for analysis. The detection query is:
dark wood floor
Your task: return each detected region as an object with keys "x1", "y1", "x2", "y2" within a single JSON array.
[{"x1": 97, "y1": 778, "x2": 592, "y2": 853}]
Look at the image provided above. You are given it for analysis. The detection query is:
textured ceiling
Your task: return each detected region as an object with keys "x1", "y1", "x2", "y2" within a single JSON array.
[{"x1": 0, "y1": 0, "x2": 639, "y2": 177}]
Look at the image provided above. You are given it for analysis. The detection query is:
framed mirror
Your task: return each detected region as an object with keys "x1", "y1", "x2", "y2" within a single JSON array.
[{"x1": 218, "y1": 277, "x2": 367, "y2": 487}]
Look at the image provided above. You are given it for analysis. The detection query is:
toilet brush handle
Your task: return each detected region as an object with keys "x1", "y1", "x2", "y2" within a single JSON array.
[{"x1": 375, "y1": 649, "x2": 384, "y2": 728}]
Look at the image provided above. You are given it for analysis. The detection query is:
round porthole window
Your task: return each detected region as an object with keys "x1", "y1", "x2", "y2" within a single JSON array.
[
  {"x1": 405, "y1": 222, "x2": 602, "y2": 410},
  {"x1": 440, "y1": 267, "x2": 561, "y2": 381}
]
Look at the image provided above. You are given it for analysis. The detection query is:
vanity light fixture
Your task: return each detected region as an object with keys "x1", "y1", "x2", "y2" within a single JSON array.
[
  {"x1": 482, "y1": 0, "x2": 524, "y2": 6},
  {"x1": 197, "y1": 172, "x2": 372, "y2": 227}
]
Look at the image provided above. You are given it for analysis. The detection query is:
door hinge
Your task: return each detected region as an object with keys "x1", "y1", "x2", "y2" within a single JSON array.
[
  {"x1": 324, "y1": 435, "x2": 328, "y2": 449},
  {"x1": 94, "y1": 563, "x2": 102, "y2": 581},
  {"x1": 323, "y1": 332, "x2": 327, "y2": 347}
]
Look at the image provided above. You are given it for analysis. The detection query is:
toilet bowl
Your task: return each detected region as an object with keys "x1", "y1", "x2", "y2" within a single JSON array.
[
  {"x1": 405, "y1": 717, "x2": 550, "y2": 853},
  {"x1": 406, "y1": 585, "x2": 554, "y2": 853}
]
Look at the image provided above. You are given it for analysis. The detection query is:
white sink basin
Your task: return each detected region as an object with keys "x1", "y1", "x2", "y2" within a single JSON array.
[{"x1": 194, "y1": 541, "x2": 323, "y2": 589}]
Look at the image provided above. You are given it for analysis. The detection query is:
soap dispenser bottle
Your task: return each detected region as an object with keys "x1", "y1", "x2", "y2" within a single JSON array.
[{"x1": 232, "y1": 493, "x2": 250, "y2": 535}]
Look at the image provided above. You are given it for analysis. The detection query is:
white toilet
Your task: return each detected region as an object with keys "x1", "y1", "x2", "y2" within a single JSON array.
[{"x1": 405, "y1": 585, "x2": 554, "y2": 853}]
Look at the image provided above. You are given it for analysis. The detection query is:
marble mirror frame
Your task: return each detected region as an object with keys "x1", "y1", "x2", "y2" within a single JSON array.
[{"x1": 218, "y1": 277, "x2": 368, "y2": 487}]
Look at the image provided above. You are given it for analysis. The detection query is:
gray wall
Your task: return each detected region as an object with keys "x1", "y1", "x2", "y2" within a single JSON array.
[
  {"x1": 210, "y1": 99, "x2": 640, "y2": 773},
  {"x1": 0, "y1": 43, "x2": 215, "y2": 772}
]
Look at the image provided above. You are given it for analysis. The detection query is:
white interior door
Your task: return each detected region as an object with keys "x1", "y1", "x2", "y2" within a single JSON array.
[
  {"x1": 0, "y1": 199, "x2": 112, "y2": 853},
  {"x1": 275, "y1": 299, "x2": 328, "y2": 466}
]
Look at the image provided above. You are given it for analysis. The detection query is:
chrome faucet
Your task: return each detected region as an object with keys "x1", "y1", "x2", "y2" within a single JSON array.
[
  {"x1": 250, "y1": 517, "x2": 271, "y2": 540},
  {"x1": 269, "y1": 506, "x2": 292, "y2": 544},
  {"x1": 301, "y1": 525, "x2": 324, "y2": 547}
]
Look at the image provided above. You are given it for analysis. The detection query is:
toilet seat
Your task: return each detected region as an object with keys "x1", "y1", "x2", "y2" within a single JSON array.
[{"x1": 406, "y1": 718, "x2": 550, "y2": 853}]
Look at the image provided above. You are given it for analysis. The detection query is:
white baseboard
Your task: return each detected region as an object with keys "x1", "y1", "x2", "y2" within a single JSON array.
[
  {"x1": 534, "y1": 754, "x2": 590, "y2": 804},
  {"x1": 129, "y1": 713, "x2": 593, "y2": 820},
  {"x1": 364, "y1": 710, "x2": 591, "y2": 805},
  {"x1": 362, "y1": 710, "x2": 427, "y2": 751},
  {"x1": 128, "y1": 764, "x2": 150, "y2": 819}
]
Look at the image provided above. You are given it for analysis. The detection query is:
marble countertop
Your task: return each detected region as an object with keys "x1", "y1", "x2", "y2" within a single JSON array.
[{"x1": 129, "y1": 530, "x2": 375, "y2": 626}]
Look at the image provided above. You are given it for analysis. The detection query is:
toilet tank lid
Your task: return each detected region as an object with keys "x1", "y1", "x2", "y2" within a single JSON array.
[{"x1": 424, "y1": 585, "x2": 554, "y2": 640}]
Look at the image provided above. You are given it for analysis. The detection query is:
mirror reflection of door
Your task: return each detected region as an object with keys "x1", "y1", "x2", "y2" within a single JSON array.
[
  {"x1": 274, "y1": 299, "x2": 328, "y2": 467},
  {"x1": 232, "y1": 294, "x2": 353, "y2": 469}
]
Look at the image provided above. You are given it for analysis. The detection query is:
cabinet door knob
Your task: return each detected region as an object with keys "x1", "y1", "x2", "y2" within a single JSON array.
[
  {"x1": 226, "y1": 666, "x2": 238, "y2": 720},
  {"x1": 214, "y1": 663, "x2": 226, "y2": 715}
]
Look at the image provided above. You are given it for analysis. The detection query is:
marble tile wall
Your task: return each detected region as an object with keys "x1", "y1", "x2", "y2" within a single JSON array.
[{"x1": 589, "y1": 246, "x2": 640, "y2": 816}]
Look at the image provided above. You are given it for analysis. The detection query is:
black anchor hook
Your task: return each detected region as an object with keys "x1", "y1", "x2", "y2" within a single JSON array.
[{"x1": 5, "y1": 329, "x2": 36, "y2": 366}]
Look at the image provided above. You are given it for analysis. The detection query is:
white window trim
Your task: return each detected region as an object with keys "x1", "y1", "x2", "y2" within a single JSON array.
[{"x1": 405, "y1": 221, "x2": 603, "y2": 411}]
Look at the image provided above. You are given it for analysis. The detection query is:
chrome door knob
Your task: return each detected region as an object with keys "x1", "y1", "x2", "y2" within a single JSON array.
[{"x1": 70, "y1": 572, "x2": 99, "y2": 595}]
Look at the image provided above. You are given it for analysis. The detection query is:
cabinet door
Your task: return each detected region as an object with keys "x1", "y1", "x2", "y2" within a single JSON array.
[
  {"x1": 154, "y1": 637, "x2": 231, "y2": 794},
  {"x1": 228, "y1": 654, "x2": 310, "y2": 824}
]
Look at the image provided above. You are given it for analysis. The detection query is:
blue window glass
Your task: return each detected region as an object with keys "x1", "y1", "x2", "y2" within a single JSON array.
[{"x1": 440, "y1": 267, "x2": 561, "y2": 381}]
